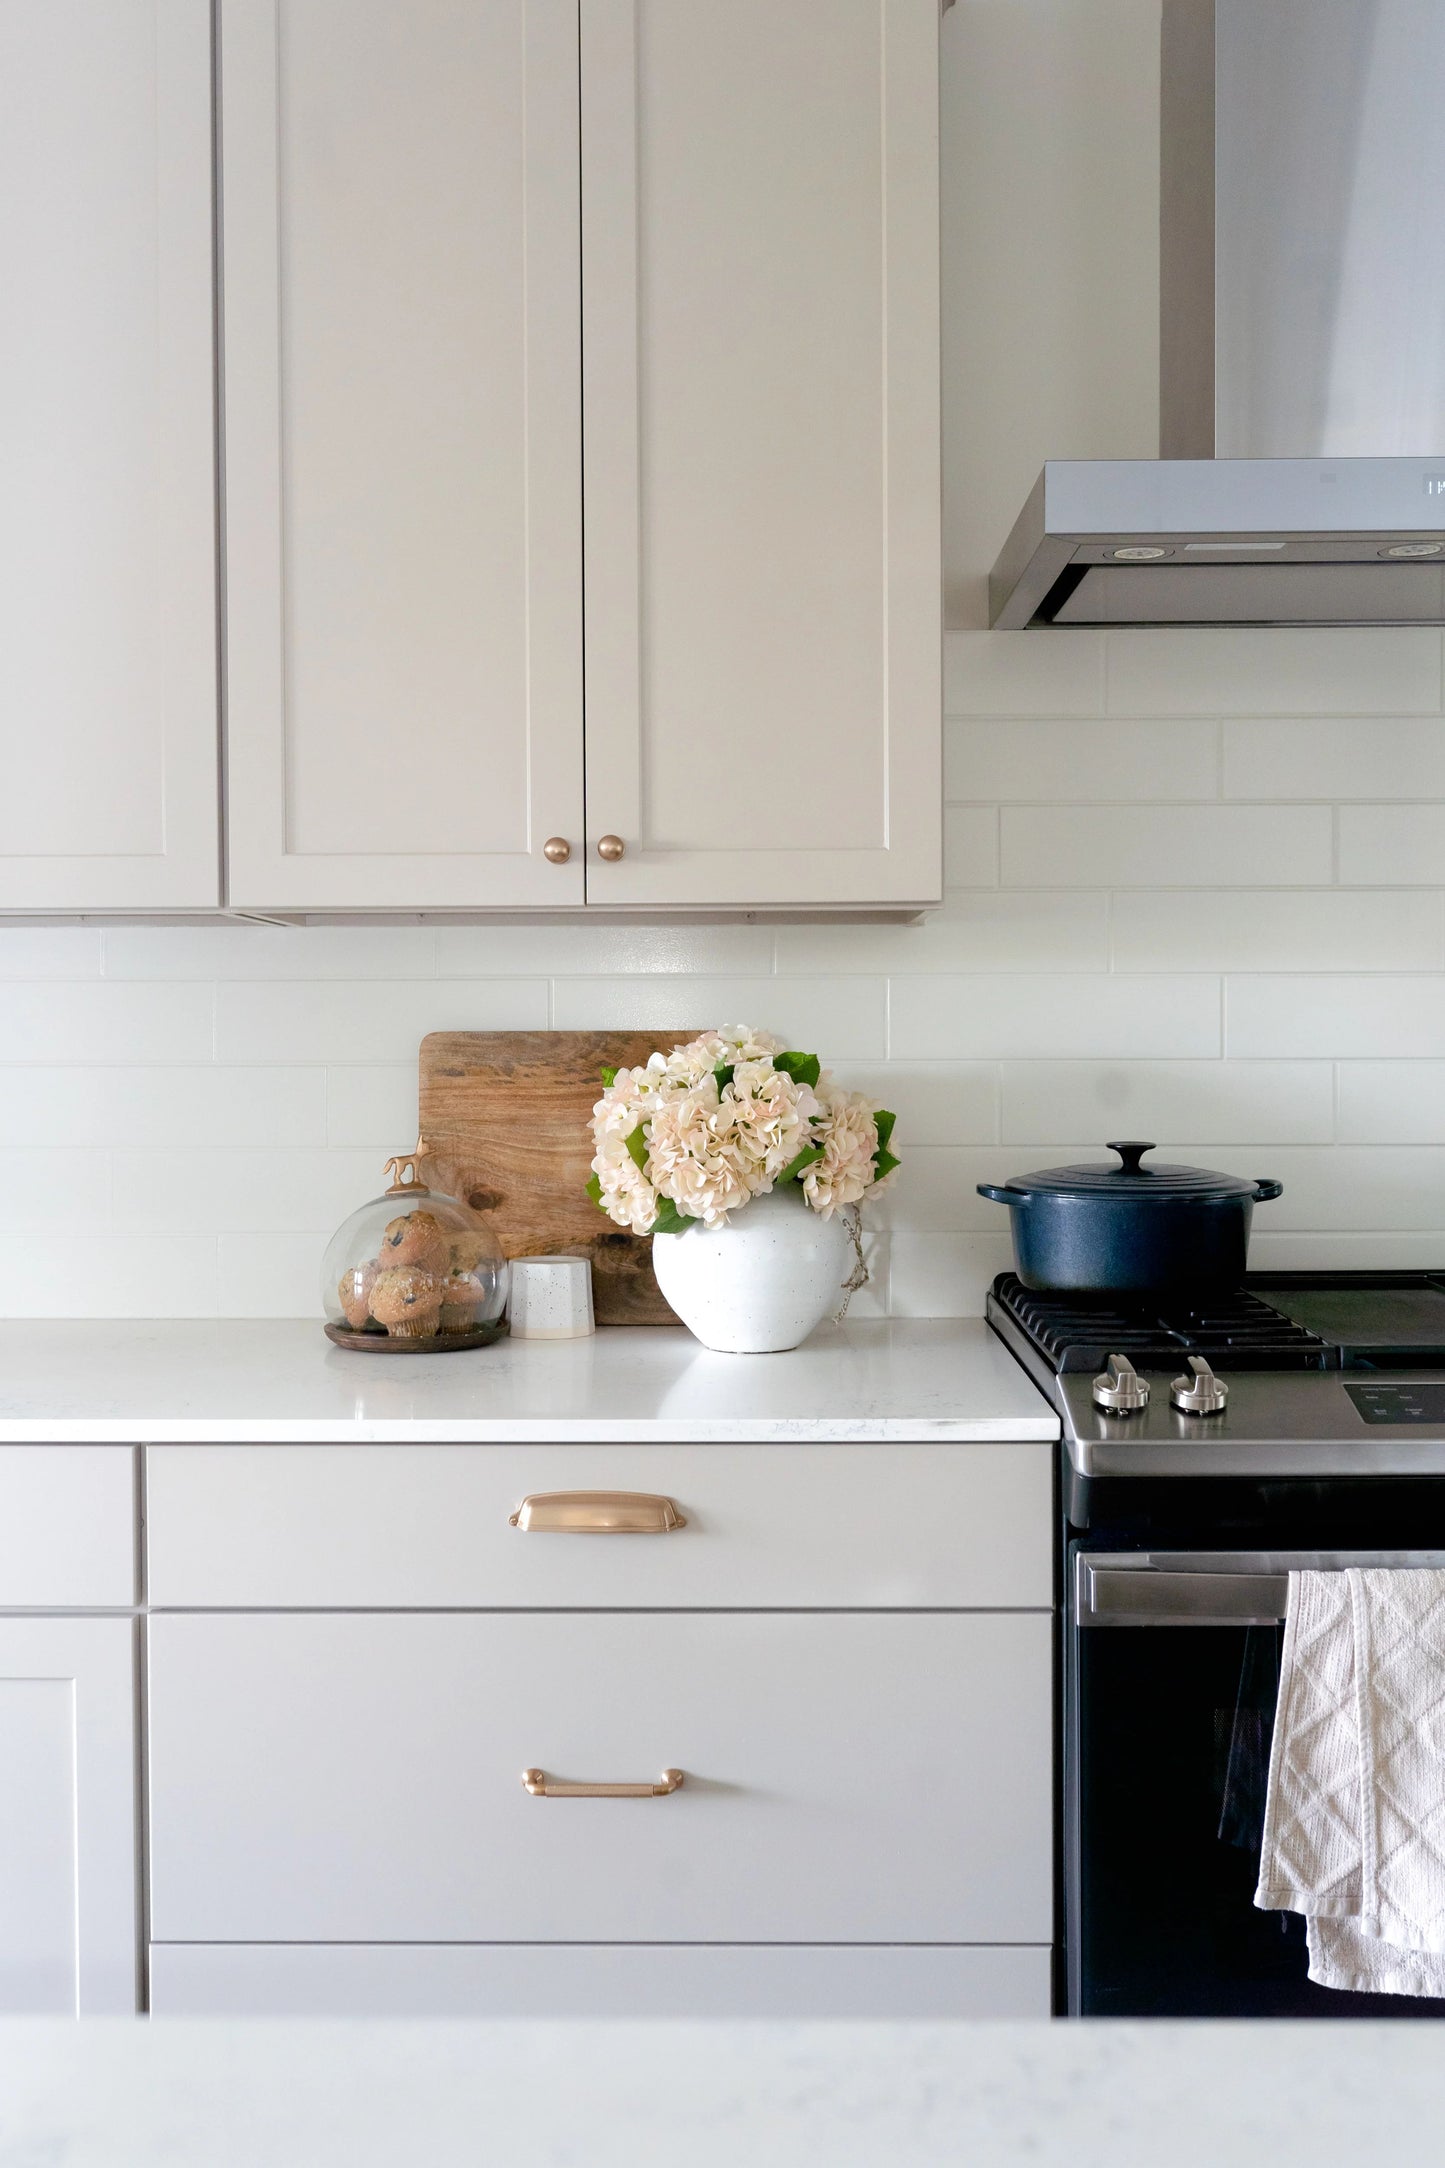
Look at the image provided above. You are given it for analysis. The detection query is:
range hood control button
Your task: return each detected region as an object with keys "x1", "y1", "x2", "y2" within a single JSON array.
[
  {"x1": 1093, "y1": 1354, "x2": 1150, "y2": 1414},
  {"x1": 1170, "y1": 1355, "x2": 1228, "y2": 1417}
]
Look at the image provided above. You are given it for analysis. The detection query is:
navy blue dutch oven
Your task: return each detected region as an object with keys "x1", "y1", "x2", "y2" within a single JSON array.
[{"x1": 977, "y1": 1140, "x2": 1283, "y2": 1296}]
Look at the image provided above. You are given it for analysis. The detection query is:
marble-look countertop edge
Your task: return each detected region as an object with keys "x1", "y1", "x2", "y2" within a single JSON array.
[{"x1": 0, "y1": 1416, "x2": 1060, "y2": 1445}]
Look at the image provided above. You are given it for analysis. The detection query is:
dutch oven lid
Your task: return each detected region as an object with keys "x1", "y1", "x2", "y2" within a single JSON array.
[{"x1": 995, "y1": 1140, "x2": 1264, "y2": 1202}]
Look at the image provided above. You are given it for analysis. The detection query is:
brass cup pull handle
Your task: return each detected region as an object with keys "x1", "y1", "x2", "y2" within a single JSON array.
[
  {"x1": 508, "y1": 1490, "x2": 686, "y2": 1533},
  {"x1": 523, "y1": 1767, "x2": 684, "y2": 1799}
]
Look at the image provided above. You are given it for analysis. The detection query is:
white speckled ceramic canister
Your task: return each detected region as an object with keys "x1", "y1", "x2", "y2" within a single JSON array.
[
  {"x1": 507, "y1": 1255, "x2": 595, "y2": 1339},
  {"x1": 650, "y1": 1186, "x2": 853, "y2": 1354}
]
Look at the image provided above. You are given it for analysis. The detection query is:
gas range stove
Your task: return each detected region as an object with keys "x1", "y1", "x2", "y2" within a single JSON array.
[{"x1": 986, "y1": 1270, "x2": 1445, "y2": 1477}]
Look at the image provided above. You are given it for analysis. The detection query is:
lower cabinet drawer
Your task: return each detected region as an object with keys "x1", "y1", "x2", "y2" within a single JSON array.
[
  {"x1": 0, "y1": 1446, "x2": 134, "y2": 1607},
  {"x1": 148, "y1": 1612, "x2": 1051, "y2": 1944},
  {"x1": 148, "y1": 1942, "x2": 1052, "y2": 2018}
]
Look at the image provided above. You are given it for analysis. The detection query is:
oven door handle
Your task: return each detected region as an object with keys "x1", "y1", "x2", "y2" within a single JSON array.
[
  {"x1": 1082, "y1": 1566, "x2": 1288, "y2": 1626},
  {"x1": 1077, "y1": 1551, "x2": 1445, "y2": 1627}
]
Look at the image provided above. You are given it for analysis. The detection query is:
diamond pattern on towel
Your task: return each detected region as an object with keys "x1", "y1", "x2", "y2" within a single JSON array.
[{"x1": 1256, "y1": 1568, "x2": 1445, "y2": 1998}]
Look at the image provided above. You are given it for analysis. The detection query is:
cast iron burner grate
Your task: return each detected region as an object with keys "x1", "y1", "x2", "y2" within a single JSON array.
[{"x1": 987, "y1": 1274, "x2": 1330, "y2": 1375}]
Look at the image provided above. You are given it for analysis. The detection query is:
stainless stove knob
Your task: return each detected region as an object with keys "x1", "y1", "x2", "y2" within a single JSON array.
[
  {"x1": 1092, "y1": 1354, "x2": 1150, "y2": 1414},
  {"x1": 1170, "y1": 1355, "x2": 1228, "y2": 1417}
]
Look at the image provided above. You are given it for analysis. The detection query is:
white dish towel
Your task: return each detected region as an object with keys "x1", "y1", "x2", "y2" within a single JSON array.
[{"x1": 1255, "y1": 1568, "x2": 1445, "y2": 1996}]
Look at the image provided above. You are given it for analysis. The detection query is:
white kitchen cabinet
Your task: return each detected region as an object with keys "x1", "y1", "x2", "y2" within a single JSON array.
[
  {"x1": 221, "y1": 0, "x2": 585, "y2": 912},
  {"x1": 581, "y1": 0, "x2": 941, "y2": 908},
  {"x1": 148, "y1": 1610, "x2": 1052, "y2": 1945},
  {"x1": 145, "y1": 1441, "x2": 1051, "y2": 1610},
  {"x1": 221, "y1": 0, "x2": 940, "y2": 916},
  {"x1": 0, "y1": 0, "x2": 218, "y2": 911},
  {"x1": 150, "y1": 1942, "x2": 1052, "y2": 2020},
  {"x1": 0, "y1": 1618, "x2": 138, "y2": 2014}
]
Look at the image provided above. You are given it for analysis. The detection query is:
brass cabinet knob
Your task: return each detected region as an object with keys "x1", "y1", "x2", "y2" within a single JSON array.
[
  {"x1": 542, "y1": 836, "x2": 571, "y2": 864},
  {"x1": 596, "y1": 834, "x2": 626, "y2": 861}
]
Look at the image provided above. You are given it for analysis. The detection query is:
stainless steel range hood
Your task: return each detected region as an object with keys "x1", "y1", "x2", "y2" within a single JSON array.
[{"x1": 990, "y1": 0, "x2": 1445, "y2": 629}]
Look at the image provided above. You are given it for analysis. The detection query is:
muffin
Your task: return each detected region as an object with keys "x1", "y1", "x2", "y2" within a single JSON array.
[
  {"x1": 378, "y1": 1209, "x2": 450, "y2": 1277},
  {"x1": 369, "y1": 1265, "x2": 443, "y2": 1340},
  {"x1": 438, "y1": 1269, "x2": 485, "y2": 1333},
  {"x1": 336, "y1": 1258, "x2": 380, "y2": 1331}
]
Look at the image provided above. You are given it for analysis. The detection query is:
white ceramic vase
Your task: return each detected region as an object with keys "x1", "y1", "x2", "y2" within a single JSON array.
[{"x1": 650, "y1": 1185, "x2": 854, "y2": 1354}]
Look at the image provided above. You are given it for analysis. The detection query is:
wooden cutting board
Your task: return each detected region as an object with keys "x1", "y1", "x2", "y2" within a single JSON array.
[{"x1": 418, "y1": 1030, "x2": 702, "y2": 1326}]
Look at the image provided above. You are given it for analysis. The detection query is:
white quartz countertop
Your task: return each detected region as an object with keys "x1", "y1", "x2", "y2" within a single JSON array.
[
  {"x1": 0, "y1": 2018, "x2": 1435, "y2": 2166},
  {"x1": 0, "y1": 1317, "x2": 1057, "y2": 1443}
]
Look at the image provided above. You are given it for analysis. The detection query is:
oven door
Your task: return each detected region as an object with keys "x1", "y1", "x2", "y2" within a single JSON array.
[{"x1": 1068, "y1": 1547, "x2": 1445, "y2": 2018}]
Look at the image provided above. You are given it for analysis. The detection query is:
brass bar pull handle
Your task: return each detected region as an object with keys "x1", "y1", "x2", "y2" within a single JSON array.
[
  {"x1": 508, "y1": 1490, "x2": 686, "y2": 1534},
  {"x1": 522, "y1": 1767, "x2": 684, "y2": 1798}
]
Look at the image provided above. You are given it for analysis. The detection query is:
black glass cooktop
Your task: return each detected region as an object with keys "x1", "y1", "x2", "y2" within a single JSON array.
[{"x1": 988, "y1": 1270, "x2": 1445, "y2": 1375}]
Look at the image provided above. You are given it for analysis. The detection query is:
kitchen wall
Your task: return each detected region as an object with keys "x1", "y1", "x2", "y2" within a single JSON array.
[{"x1": 4, "y1": 0, "x2": 1443, "y2": 1320}]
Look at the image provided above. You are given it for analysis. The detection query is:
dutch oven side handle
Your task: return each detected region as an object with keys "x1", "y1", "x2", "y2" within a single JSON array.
[
  {"x1": 976, "y1": 1184, "x2": 1015, "y2": 1204},
  {"x1": 1253, "y1": 1180, "x2": 1284, "y2": 1202}
]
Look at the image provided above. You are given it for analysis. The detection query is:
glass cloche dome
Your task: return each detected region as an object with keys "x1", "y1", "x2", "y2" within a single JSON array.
[{"x1": 321, "y1": 1149, "x2": 509, "y2": 1349}]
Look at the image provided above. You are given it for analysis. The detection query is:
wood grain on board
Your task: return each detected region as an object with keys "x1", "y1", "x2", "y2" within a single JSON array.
[{"x1": 418, "y1": 1031, "x2": 702, "y2": 1326}]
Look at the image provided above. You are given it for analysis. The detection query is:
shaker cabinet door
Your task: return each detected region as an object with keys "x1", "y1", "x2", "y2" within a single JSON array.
[
  {"x1": 0, "y1": 1618, "x2": 138, "y2": 2014},
  {"x1": 0, "y1": 0, "x2": 218, "y2": 911},
  {"x1": 221, "y1": 0, "x2": 585, "y2": 911},
  {"x1": 580, "y1": 0, "x2": 942, "y2": 909}
]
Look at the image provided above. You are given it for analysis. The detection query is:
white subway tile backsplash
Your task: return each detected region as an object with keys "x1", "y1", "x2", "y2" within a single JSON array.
[
  {"x1": 1338, "y1": 806, "x2": 1445, "y2": 887},
  {"x1": 0, "y1": 1149, "x2": 110, "y2": 1223},
  {"x1": 1191, "y1": 1145, "x2": 1445, "y2": 1232},
  {"x1": 1337, "y1": 1062, "x2": 1445, "y2": 1144},
  {"x1": 890, "y1": 975, "x2": 1220, "y2": 1060},
  {"x1": 113, "y1": 1149, "x2": 381, "y2": 1232},
  {"x1": 0, "y1": 1066, "x2": 326, "y2": 1149},
  {"x1": 1106, "y1": 628, "x2": 1442, "y2": 717},
  {"x1": 1112, "y1": 891, "x2": 1443, "y2": 973},
  {"x1": 220, "y1": 1232, "x2": 332, "y2": 1318},
  {"x1": 105, "y1": 925, "x2": 440, "y2": 980},
  {"x1": 0, "y1": 1231, "x2": 219, "y2": 1317},
  {"x1": 1250, "y1": 1232, "x2": 1445, "y2": 1272},
  {"x1": 889, "y1": 1232, "x2": 1015, "y2": 1318},
  {"x1": 1002, "y1": 806, "x2": 1332, "y2": 887},
  {"x1": 0, "y1": 982, "x2": 213, "y2": 1063},
  {"x1": 1000, "y1": 1061, "x2": 1334, "y2": 1145},
  {"x1": 215, "y1": 980, "x2": 548, "y2": 1064},
  {"x1": 1224, "y1": 718, "x2": 1445, "y2": 801},
  {"x1": 828, "y1": 1063, "x2": 997, "y2": 1146},
  {"x1": 551, "y1": 979, "x2": 887, "y2": 1059},
  {"x1": 947, "y1": 718, "x2": 1216, "y2": 802},
  {"x1": 436, "y1": 923, "x2": 773, "y2": 977},
  {"x1": 325, "y1": 1066, "x2": 419, "y2": 1150},
  {"x1": 0, "y1": 928, "x2": 104, "y2": 979},
  {"x1": 1227, "y1": 978, "x2": 1445, "y2": 1058},
  {"x1": 944, "y1": 630, "x2": 1104, "y2": 717},
  {"x1": 943, "y1": 806, "x2": 1000, "y2": 886},
  {"x1": 776, "y1": 893, "x2": 1107, "y2": 975}
]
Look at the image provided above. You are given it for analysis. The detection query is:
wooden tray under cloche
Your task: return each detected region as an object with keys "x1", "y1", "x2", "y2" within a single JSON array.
[{"x1": 323, "y1": 1320, "x2": 510, "y2": 1355}]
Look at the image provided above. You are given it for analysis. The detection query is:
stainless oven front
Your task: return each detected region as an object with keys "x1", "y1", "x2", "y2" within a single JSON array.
[{"x1": 1066, "y1": 1548, "x2": 1445, "y2": 2018}]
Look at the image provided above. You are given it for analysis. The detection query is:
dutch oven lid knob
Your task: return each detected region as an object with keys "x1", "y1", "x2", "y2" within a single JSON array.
[{"x1": 1106, "y1": 1141, "x2": 1154, "y2": 1175}]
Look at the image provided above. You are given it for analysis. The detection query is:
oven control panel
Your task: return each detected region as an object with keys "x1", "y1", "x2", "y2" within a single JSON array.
[{"x1": 1346, "y1": 1382, "x2": 1445, "y2": 1424}]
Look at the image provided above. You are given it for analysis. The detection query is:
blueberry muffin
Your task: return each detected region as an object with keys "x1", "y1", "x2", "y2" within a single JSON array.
[{"x1": 369, "y1": 1265, "x2": 443, "y2": 1340}]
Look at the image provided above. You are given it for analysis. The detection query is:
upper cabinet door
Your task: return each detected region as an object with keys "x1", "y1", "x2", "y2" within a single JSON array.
[
  {"x1": 580, "y1": 0, "x2": 942, "y2": 910},
  {"x1": 0, "y1": 1, "x2": 218, "y2": 912},
  {"x1": 222, "y1": 0, "x2": 584, "y2": 911}
]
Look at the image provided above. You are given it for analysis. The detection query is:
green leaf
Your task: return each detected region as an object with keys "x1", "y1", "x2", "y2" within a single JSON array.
[
  {"x1": 872, "y1": 1147, "x2": 900, "y2": 1182},
  {"x1": 712, "y1": 1062, "x2": 735, "y2": 1095},
  {"x1": 873, "y1": 1108, "x2": 897, "y2": 1152},
  {"x1": 625, "y1": 1125, "x2": 650, "y2": 1172},
  {"x1": 775, "y1": 1142, "x2": 824, "y2": 1185},
  {"x1": 585, "y1": 1173, "x2": 605, "y2": 1209},
  {"x1": 651, "y1": 1199, "x2": 693, "y2": 1236},
  {"x1": 599, "y1": 1065, "x2": 618, "y2": 1088},
  {"x1": 773, "y1": 1049, "x2": 821, "y2": 1090}
]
